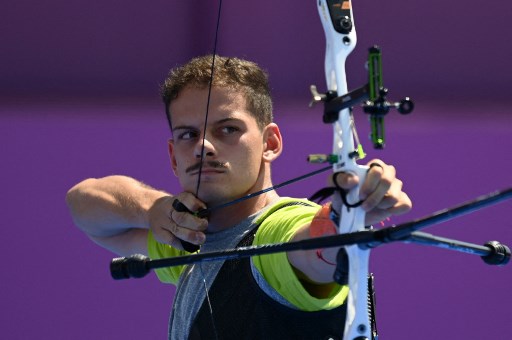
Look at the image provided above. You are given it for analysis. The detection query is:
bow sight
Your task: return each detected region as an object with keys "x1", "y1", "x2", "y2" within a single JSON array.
[{"x1": 310, "y1": 46, "x2": 414, "y2": 149}]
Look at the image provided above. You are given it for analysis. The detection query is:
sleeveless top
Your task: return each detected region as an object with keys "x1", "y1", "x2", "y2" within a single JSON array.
[{"x1": 188, "y1": 211, "x2": 346, "y2": 339}]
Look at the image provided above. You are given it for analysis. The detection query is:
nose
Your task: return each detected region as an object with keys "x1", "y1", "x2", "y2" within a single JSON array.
[{"x1": 194, "y1": 137, "x2": 215, "y2": 159}]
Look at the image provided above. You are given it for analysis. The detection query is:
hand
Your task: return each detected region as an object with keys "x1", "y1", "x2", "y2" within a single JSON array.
[
  {"x1": 148, "y1": 192, "x2": 208, "y2": 250},
  {"x1": 333, "y1": 159, "x2": 412, "y2": 225}
]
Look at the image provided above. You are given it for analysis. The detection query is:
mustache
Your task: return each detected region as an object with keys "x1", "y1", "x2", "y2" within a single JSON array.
[{"x1": 186, "y1": 160, "x2": 228, "y2": 173}]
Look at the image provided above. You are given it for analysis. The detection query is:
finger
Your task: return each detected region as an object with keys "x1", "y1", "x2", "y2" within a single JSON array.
[
  {"x1": 387, "y1": 191, "x2": 412, "y2": 215},
  {"x1": 171, "y1": 209, "x2": 208, "y2": 230},
  {"x1": 154, "y1": 226, "x2": 201, "y2": 252},
  {"x1": 150, "y1": 212, "x2": 205, "y2": 249},
  {"x1": 359, "y1": 161, "x2": 385, "y2": 199},
  {"x1": 374, "y1": 179, "x2": 402, "y2": 210},
  {"x1": 174, "y1": 192, "x2": 207, "y2": 214},
  {"x1": 170, "y1": 194, "x2": 208, "y2": 233},
  {"x1": 151, "y1": 218, "x2": 182, "y2": 246},
  {"x1": 172, "y1": 199, "x2": 191, "y2": 213},
  {"x1": 374, "y1": 195, "x2": 398, "y2": 211},
  {"x1": 160, "y1": 231, "x2": 201, "y2": 252},
  {"x1": 374, "y1": 178, "x2": 412, "y2": 214},
  {"x1": 166, "y1": 215, "x2": 206, "y2": 246},
  {"x1": 165, "y1": 232, "x2": 186, "y2": 251},
  {"x1": 331, "y1": 171, "x2": 359, "y2": 190},
  {"x1": 364, "y1": 192, "x2": 412, "y2": 225},
  {"x1": 361, "y1": 164, "x2": 394, "y2": 211}
]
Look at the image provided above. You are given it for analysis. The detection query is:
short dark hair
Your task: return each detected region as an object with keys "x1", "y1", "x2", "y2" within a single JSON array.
[{"x1": 161, "y1": 55, "x2": 273, "y2": 130}]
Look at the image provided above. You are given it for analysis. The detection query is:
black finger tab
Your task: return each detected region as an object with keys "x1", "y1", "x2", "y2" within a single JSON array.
[
  {"x1": 180, "y1": 240, "x2": 200, "y2": 253},
  {"x1": 172, "y1": 199, "x2": 192, "y2": 213}
]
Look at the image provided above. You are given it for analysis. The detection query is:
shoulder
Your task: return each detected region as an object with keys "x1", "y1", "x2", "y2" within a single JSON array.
[
  {"x1": 254, "y1": 197, "x2": 320, "y2": 243},
  {"x1": 251, "y1": 198, "x2": 347, "y2": 310},
  {"x1": 256, "y1": 197, "x2": 320, "y2": 224}
]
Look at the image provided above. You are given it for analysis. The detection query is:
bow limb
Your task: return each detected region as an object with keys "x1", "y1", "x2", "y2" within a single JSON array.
[{"x1": 317, "y1": 1, "x2": 371, "y2": 339}]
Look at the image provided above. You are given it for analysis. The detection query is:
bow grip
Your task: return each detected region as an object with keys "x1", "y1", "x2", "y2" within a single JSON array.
[{"x1": 334, "y1": 163, "x2": 368, "y2": 235}]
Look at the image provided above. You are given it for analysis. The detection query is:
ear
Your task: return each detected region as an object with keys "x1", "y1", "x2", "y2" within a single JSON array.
[
  {"x1": 167, "y1": 139, "x2": 179, "y2": 177},
  {"x1": 262, "y1": 123, "x2": 283, "y2": 162}
]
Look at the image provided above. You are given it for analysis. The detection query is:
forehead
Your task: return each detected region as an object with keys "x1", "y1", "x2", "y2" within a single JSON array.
[{"x1": 169, "y1": 86, "x2": 255, "y2": 125}]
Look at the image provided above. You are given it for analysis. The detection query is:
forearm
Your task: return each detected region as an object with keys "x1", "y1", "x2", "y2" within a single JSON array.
[
  {"x1": 66, "y1": 175, "x2": 170, "y2": 238},
  {"x1": 288, "y1": 159, "x2": 412, "y2": 289},
  {"x1": 287, "y1": 223, "x2": 339, "y2": 285}
]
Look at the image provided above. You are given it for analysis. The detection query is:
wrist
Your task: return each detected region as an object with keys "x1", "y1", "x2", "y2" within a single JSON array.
[{"x1": 145, "y1": 193, "x2": 173, "y2": 227}]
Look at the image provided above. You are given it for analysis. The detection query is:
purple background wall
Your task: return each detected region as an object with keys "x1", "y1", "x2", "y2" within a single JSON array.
[{"x1": 1, "y1": 1, "x2": 510, "y2": 339}]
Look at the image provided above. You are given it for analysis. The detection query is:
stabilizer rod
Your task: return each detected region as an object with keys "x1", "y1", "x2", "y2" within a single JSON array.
[{"x1": 110, "y1": 188, "x2": 511, "y2": 280}]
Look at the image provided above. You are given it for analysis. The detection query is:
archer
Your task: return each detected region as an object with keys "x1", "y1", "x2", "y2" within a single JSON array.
[{"x1": 66, "y1": 55, "x2": 412, "y2": 339}]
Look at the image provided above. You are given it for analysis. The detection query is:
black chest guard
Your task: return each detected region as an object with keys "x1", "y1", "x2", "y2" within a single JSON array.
[{"x1": 189, "y1": 226, "x2": 346, "y2": 340}]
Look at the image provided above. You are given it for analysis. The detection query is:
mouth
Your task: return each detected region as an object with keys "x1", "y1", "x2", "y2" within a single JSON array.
[
  {"x1": 186, "y1": 161, "x2": 228, "y2": 175},
  {"x1": 190, "y1": 168, "x2": 226, "y2": 176}
]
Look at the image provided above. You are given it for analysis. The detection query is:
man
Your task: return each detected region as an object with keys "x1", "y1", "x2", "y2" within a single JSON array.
[{"x1": 66, "y1": 55, "x2": 411, "y2": 339}]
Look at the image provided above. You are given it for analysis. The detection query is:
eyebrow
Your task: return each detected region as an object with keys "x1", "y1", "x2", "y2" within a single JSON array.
[
  {"x1": 172, "y1": 117, "x2": 245, "y2": 132},
  {"x1": 172, "y1": 124, "x2": 198, "y2": 133},
  {"x1": 215, "y1": 117, "x2": 245, "y2": 125}
]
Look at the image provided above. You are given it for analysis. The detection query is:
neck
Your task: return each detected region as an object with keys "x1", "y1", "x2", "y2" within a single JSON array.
[
  {"x1": 206, "y1": 190, "x2": 279, "y2": 233},
  {"x1": 202, "y1": 161, "x2": 279, "y2": 232}
]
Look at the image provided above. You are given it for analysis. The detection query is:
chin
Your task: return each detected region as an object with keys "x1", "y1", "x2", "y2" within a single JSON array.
[
  {"x1": 197, "y1": 188, "x2": 241, "y2": 207},
  {"x1": 198, "y1": 193, "x2": 229, "y2": 207}
]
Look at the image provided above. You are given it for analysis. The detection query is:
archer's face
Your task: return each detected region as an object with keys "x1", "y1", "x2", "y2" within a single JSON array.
[{"x1": 168, "y1": 86, "x2": 268, "y2": 206}]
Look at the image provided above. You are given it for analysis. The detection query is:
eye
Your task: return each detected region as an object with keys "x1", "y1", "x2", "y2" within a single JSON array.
[
  {"x1": 177, "y1": 130, "x2": 199, "y2": 140},
  {"x1": 220, "y1": 126, "x2": 239, "y2": 135}
]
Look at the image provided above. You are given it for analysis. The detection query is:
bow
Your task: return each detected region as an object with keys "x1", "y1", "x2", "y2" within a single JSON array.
[
  {"x1": 314, "y1": 1, "x2": 372, "y2": 338},
  {"x1": 312, "y1": 1, "x2": 414, "y2": 337}
]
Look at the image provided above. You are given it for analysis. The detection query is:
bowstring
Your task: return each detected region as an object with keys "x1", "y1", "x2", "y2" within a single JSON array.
[
  {"x1": 194, "y1": 1, "x2": 223, "y2": 339},
  {"x1": 195, "y1": 0, "x2": 223, "y2": 197}
]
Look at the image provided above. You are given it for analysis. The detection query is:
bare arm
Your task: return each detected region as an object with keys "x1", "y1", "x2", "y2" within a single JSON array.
[
  {"x1": 66, "y1": 175, "x2": 208, "y2": 256},
  {"x1": 66, "y1": 176, "x2": 169, "y2": 256}
]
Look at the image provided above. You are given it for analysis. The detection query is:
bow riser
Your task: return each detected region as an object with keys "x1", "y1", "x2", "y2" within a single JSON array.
[{"x1": 317, "y1": 1, "x2": 372, "y2": 338}]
